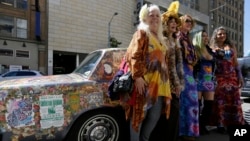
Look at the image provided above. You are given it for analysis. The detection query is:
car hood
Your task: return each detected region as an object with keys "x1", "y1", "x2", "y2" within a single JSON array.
[{"x1": 0, "y1": 73, "x2": 92, "y2": 88}]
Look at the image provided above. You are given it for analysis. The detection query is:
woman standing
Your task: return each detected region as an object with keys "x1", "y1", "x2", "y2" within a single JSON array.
[
  {"x1": 125, "y1": 4, "x2": 171, "y2": 141},
  {"x1": 177, "y1": 14, "x2": 199, "y2": 141},
  {"x1": 193, "y1": 30, "x2": 215, "y2": 135},
  {"x1": 161, "y1": 1, "x2": 184, "y2": 141},
  {"x1": 210, "y1": 26, "x2": 245, "y2": 133}
]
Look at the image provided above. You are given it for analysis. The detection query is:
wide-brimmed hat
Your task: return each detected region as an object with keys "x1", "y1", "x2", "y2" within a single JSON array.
[{"x1": 161, "y1": 1, "x2": 180, "y2": 26}]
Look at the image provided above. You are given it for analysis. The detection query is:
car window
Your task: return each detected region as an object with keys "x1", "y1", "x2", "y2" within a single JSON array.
[
  {"x1": 39, "y1": 71, "x2": 45, "y2": 76},
  {"x1": 73, "y1": 51, "x2": 102, "y2": 78},
  {"x1": 17, "y1": 71, "x2": 36, "y2": 76},
  {"x1": 2, "y1": 71, "x2": 18, "y2": 77}
]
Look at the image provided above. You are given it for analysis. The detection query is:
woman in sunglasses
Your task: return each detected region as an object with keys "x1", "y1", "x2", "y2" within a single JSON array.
[{"x1": 176, "y1": 14, "x2": 199, "y2": 141}]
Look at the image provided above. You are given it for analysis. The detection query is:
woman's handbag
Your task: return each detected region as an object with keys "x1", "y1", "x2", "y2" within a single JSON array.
[
  {"x1": 108, "y1": 57, "x2": 133, "y2": 100},
  {"x1": 112, "y1": 71, "x2": 134, "y2": 94}
]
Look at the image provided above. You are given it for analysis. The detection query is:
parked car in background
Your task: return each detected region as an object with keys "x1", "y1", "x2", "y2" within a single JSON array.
[
  {"x1": 0, "y1": 48, "x2": 129, "y2": 141},
  {"x1": 238, "y1": 56, "x2": 250, "y2": 97},
  {"x1": 0, "y1": 70, "x2": 44, "y2": 81}
]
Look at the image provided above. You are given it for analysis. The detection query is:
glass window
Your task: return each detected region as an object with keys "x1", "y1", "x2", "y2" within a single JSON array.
[
  {"x1": 0, "y1": 15, "x2": 27, "y2": 38},
  {"x1": 16, "y1": 0, "x2": 27, "y2": 9},
  {"x1": 2, "y1": 71, "x2": 18, "y2": 77},
  {"x1": 0, "y1": 0, "x2": 14, "y2": 6},
  {"x1": 17, "y1": 71, "x2": 36, "y2": 76},
  {"x1": 0, "y1": 0, "x2": 27, "y2": 10},
  {"x1": 211, "y1": 12, "x2": 214, "y2": 20},
  {"x1": 74, "y1": 51, "x2": 102, "y2": 78},
  {"x1": 0, "y1": 49, "x2": 13, "y2": 56},
  {"x1": 0, "y1": 15, "x2": 14, "y2": 37},
  {"x1": 16, "y1": 50, "x2": 29, "y2": 58},
  {"x1": 16, "y1": 18, "x2": 27, "y2": 38}
]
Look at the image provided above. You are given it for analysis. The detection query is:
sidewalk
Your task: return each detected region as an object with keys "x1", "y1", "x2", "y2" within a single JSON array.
[{"x1": 197, "y1": 129, "x2": 229, "y2": 141}]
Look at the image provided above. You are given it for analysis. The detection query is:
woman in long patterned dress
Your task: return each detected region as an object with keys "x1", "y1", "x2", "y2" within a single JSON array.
[
  {"x1": 209, "y1": 26, "x2": 245, "y2": 133},
  {"x1": 125, "y1": 4, "x2": 171, "y2": 141},
  {"x1": 177, "y1": 14, "x2": 199, "y2": 141},
  {"x1": 161, "y1": 1, "x2": 184, "y2": 141},
  {"x1": 192, "y1": 30, "x2": 215, "y2": 135}
]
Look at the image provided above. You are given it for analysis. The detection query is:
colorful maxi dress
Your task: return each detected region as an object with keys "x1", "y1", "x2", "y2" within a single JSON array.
[
  {"x1": 177, "y1": 32, "x2": 199, "y2": 137},
  {"x1": 211, "y1": 48, "x2": 245, "y2": 126}
]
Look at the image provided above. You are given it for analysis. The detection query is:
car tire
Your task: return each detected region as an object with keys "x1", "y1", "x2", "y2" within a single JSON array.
[{"x1": 65, "y1": 106, "x2": 129, "y2": 141}]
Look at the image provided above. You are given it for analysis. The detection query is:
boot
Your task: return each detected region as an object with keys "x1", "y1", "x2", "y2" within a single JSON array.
[
  {"x1": 198, "y1": 100, "x2": 207, "y2": 135},
  {"x1": 200, "y1": 100, "x2": 213, "y2": 135},
  {"x1": 180, "y1": 136, "x2": 196, "y2": 141}
]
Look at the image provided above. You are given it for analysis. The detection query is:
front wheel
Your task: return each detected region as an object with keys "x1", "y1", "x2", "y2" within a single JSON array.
[{"x1": 65, "y1": 107, "x2": 128, "y2": 141}]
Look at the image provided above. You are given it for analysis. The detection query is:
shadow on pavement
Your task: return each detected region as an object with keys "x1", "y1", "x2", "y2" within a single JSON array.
[
  {"x1": 197, "y1": 129, "x2": 229, "y2": 141},
  {"x1": 149, "y1": 114, "x2": 229, "y2": 141}
]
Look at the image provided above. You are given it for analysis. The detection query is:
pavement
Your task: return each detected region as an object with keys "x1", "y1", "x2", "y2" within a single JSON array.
[
  {"x1": 149, "y1": 97, "x2": 250, "y2": 141},
  {"x1": 197, "y1": 97, "x2": 250, "y2": 141},
  {"x1": 197, "y1": 127, "x2": 229, "y2": 141}
]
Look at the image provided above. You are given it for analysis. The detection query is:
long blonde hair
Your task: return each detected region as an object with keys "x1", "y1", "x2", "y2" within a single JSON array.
[{"x1": 193, "y1": 30, "x2": 213, "y2": 60}]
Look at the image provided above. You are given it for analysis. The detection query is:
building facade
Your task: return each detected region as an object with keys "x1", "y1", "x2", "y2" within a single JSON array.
[
  {"x1": 179, "y1": 0, "x2": 244, "y2": 57},
  {"x1": 0, "y1": 0, "x2": 47, "y2": 74},
  {"x1": 209, "y1": 0, "x2": 244, "y2": 57},
  {"x1": 47, "y1": 0, "x2": 209, "y2": 75},
  {"x1": 1, "y1": 0, "x2": 243, "y2": 75}
]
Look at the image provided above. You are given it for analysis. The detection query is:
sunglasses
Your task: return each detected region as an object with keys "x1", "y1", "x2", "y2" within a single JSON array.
[{"x1": 185, "y1": 19, "x2": 193, "y2": 23}]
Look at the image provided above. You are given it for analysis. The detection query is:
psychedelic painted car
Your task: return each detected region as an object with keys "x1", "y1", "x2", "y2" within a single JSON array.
[{"x1": 0, "y1": 48, "x2": 129, "y2": 141}]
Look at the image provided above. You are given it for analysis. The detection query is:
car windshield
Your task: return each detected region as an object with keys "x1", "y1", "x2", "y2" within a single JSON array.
[{"x1": 73, "y1": 51, "x2": 102, "y2": 78}]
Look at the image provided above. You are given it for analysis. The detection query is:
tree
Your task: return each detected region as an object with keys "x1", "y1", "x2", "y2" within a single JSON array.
[{"x1": 110, "y1": 37, "x2": 122, "y2": 48}]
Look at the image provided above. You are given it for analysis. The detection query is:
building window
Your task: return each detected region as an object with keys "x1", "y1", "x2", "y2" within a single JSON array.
[
  {"x1": 0, "y1": 15, "x2": 14, "y2": 37},
  {"x1": 0, "y1": 0, "x2": 27, "y2": 10},
  {"x1": 0, "y1": 0, "x2": 14, "y2": 6},
  {"x1": 16, "y1": 50, "x2": 29, "y2": 58},
  {"x1": 211, "y1": 24, "x2": 214, "y2": 29},
  {"x1": 211, "y1": 12, "x2": 214, "y2": 20},
  {"x1": 0, "y1": 49, "x2": 14, "y2": 56},
  {"x1": 17, "y1": 18, "x2": 27, "y2": 38},
  {"x1": 0, "y1": 15, "x2": 27, "y2": 38},
  {"x1": 16, "y1": 0, "x2": 27, "y2": 9}
]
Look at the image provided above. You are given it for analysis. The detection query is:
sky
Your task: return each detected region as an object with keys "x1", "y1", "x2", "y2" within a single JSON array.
[{"x1": 244, "y1": 0, "x2": 250, "y2": 56}]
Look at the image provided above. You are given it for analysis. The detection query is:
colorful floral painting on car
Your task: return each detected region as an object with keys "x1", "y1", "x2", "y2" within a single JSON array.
[{"x1": 0, "y1": 48, "x2": 127, "y2": 141}]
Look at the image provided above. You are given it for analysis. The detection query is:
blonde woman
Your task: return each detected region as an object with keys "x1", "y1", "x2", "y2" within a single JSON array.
[
  {"x1": 176, "y1": 14, "x2": 198, "y2": 141},
  {"x1": 125, "y1": 4, "x2": 171, "y2": 141},
  {"x1": 193, "y1": 30, "x2": 215, "y2": 135}
]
